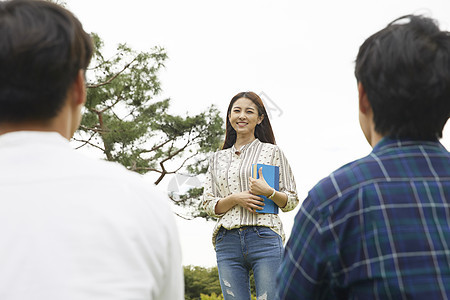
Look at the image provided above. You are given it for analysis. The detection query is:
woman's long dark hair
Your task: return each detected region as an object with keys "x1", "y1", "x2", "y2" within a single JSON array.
[{"x1": 222, "y1": 91, "x2": 276, "y2": 149}]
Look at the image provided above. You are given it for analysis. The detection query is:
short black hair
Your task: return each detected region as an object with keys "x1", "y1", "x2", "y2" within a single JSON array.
[
  {"x1": 0, "y1": 0, "x2": 93, "y2": 123},
  {"x1": 355, "y1": 15, "x2": 450, "y2": 140}
]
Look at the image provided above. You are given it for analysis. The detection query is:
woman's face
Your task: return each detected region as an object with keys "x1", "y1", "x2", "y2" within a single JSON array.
[{"x1": 228, "y1": 97, "x2": 263, "y2": 137}]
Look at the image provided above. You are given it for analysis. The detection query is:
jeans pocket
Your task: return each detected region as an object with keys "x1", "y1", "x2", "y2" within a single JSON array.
[
  {"x1": 215, "y1": 227, "x2": 227, "y2": 244},
  {"x1": 255, "y1": 226, "x2": 278, "y2": 239}
]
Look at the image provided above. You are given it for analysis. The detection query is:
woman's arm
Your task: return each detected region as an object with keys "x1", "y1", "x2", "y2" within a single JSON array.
[
  {"x1": 202, "y1": 154, "x2": 265, "y2": 216},
  {"x1": 201, "y1": 156, "x2": 224, "y2": 218},
  {"x1": 275, "y1": 147, "x2": 299, "y2": 212},
  {"x1": 268, "y1": 190, "x2": 288, "y2": 208},
  {"x1": 215, "y1": 191, "x2": 266, "y2": 214},
  {"x1": 248, "y1": 167, "x2": 288, "y2": 208}
]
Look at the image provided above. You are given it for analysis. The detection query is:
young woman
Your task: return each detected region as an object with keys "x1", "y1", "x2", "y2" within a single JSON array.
[{"x1": 202, "y1": 91, "x2": 299, "y2": 300}]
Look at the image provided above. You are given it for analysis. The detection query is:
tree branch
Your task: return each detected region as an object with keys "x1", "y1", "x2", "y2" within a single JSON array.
[
  {"x1": 72, "y1": 132, "x2": 96, "y2": 149},
  {"x1": 160, "y1": 138, "x2": 192, "y2": 165},
  {"x1": 99, "y1": 93, "x2": 123, "y2": 114},
  {"x1": 78, "y1": 125, "x2": 105, "y2": 134},
  {"x1": 132, "y1": 167, "x2": 162, "y2": 173},
  {"x1": 87, "y1": 57, "x2": 138, "y2": 89},
  {"x1": 173, "y1": 211, "x2": 195, "y2": 220},
  {"x1": 87, "y1": 51, "x2": 123, "y2": 71},
  {"x1": 72, "y1": 137, "x2": 106, "y2": 152},
  {"x1": 138, "y1": 137, "x2": 175, "y2": 155},
  {"x1": 172, "y1": 152, "x2": 198, "y2": 174}
]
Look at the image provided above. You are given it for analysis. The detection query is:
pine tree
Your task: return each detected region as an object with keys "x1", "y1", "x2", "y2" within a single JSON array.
[{"x1": 73, "y1": 34, "x2": 224, "y2": 219}]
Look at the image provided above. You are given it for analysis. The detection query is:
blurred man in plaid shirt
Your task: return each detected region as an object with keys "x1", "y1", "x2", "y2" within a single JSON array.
[{"x1": 276, "y1": 15, "x2": 450, "y2": 300}]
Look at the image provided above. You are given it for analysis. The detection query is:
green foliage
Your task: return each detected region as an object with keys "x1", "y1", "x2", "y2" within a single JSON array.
[
  {"x1": 184, "y1": 265, "x2": 222, "y2": 300},
  {"x1": 199, "y1": 293, "x2": 256, "y2": 300},
  {"x1": 184, "y1": 265, "x2": 257, "y2": 300},
  {"x1": 73, "y1": 34, "x2": 224, "y2": 219},
  {"x1": 200, "y1": 293, "x2": 224, "y2": 300}
]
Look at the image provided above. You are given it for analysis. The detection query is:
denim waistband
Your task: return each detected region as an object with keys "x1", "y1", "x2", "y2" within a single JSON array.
[{"x1": 221, "y1": 226, "x2": 258, "y2": 232}]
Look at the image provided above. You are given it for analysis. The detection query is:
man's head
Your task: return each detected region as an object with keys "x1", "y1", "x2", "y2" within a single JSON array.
[
  {"x1": 355, "y1": 15, "x2": 450, "y2": 141},
  {"x1": 0, "y1": 0, "x2": 93, "y2": 128}
]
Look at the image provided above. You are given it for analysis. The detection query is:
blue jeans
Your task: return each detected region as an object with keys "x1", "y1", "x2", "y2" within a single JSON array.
[{"x1": 215, "y1": 226, "x2": 283, "y2": 300}]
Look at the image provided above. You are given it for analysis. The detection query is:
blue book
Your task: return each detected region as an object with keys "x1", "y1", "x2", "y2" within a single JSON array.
[{"x1": 251, "y1": 164, "x2": 279, "y2": 214}]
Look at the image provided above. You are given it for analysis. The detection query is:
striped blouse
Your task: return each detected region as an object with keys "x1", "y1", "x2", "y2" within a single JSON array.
[{"x1": 201, "y1": 139, "x2": 299, "y2": 247}]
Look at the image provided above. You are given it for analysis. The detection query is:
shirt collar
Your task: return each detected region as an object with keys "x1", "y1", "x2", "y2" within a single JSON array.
[
  {"x1": 0, "y1": 131, "x2": 69, "y2": 148},
  {"x1": 231, "y1": 138, "x2": 260, "y2": 154},
  {"x1": 372, "y1": 137, "x2": 446, "y2": 154}
]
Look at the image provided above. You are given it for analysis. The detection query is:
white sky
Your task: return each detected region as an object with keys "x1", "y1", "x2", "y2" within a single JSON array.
[{"x1": 67, "y1": 0, "x2": 450, "y2": 267}]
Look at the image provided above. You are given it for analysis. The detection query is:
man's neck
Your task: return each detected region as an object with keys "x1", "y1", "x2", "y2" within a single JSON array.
[{"x1": 370, "y1": 132, "x2": 384, "y2": 148}]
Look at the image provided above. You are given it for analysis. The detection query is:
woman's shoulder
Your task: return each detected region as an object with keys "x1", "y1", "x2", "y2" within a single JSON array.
[
  {"x1": 209, "y1": 147, "x2": 231, "y2": 159},
  {"x1": 216, "y1": 147, "x2": 232, "y2": 154},
  {"x1": 258, "y1": 141, "x2": 292, "y2": 161},
  {"x1": 258, "y1": 140, "x2": 281, "y2": 151}
]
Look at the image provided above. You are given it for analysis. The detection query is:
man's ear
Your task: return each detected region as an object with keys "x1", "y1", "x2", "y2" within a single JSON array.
[
  {"x1": 71, "y1": 70, "x2": 87, "y2": 106},
  {"x1": 358, "y1": 82, "x2": 371, "y2": 115}
]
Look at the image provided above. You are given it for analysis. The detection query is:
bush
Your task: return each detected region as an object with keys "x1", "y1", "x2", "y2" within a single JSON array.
[
  {"x1": 184, "y1": 265, "x2": 221, "y2": 300},
  {"x1": 184, "y1": 265, "x2": 257, "y2": 300},
  {"x1": 200, "y1": 292, "x2": 224, "y2": 300}
]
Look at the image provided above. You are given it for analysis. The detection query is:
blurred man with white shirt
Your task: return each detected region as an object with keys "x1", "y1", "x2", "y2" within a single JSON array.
[{"x1": 0, "y1": 1, "x2": 184, "y2": 299}]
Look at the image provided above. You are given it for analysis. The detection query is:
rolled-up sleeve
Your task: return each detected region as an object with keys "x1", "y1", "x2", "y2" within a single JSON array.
[
  {"x1": 274, "y1": 147, "x2": 299, "y2": 212},
  {"x1": 201, "y1": 155, "x2": 224, "y2": 218}
]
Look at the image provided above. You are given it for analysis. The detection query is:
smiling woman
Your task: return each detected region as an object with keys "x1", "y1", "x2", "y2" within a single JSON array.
[
  {"x1": 228, "y1": 98, "x2": 262, "y2": 145},
  {"x1": 201, "y1": 91, "x2": 299, "y2": 300},
  {"x1": 223, "y1": 92, "x2": 276, "y2": 150}
]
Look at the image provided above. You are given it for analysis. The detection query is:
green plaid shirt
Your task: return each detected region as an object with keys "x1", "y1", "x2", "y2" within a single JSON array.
[{"x1": 276, "y1": 138, "x2": 450, "y2": 300}]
